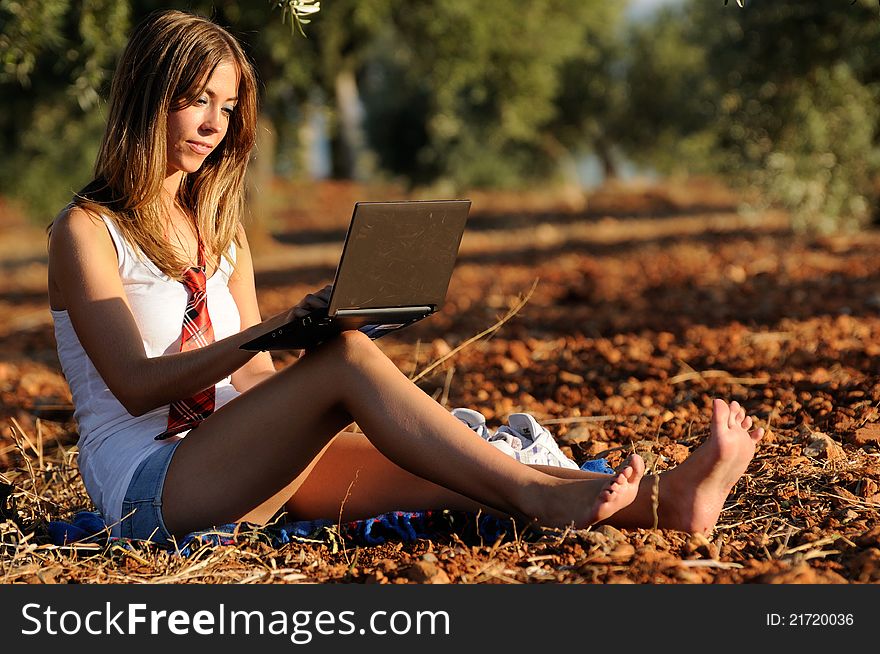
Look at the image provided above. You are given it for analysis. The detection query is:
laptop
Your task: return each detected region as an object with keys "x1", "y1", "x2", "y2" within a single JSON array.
[{"x1": 240, "y1": 199, "x2": 471, "y2": 351}]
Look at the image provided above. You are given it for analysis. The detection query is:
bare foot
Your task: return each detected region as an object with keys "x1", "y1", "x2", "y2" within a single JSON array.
[
  {"x1": 587, "y1": 454, "x2": 646, "y2": 525},
  {"x1": 658, "y1": 398, "x2": 764, "y2": 534},
  {"x1": 532, "y1": 455, "x2": 645, "y2": 528}
]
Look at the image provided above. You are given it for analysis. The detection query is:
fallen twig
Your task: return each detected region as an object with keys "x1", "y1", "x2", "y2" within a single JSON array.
[
  {"x1": 668, "y1": 369, "x2": 770, "y2": 386},
  {"x1": 541, "y1": 415, "x2": 617, "y2": 425},
  {"x1": 410, "y1": 279, "x2": 538, "y2": 383},
  {"x1": 678, "y1": 559, "x2": 743, "y2": 569}
]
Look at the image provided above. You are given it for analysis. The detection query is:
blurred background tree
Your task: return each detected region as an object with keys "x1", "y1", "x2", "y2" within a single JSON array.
[
  {"x1": 619, "y1": 0, "x2": 880, "y2": 232},
  {"x1": 1, "y1": 0, "x2": 879, "y2": 233},
  {"x1": 0, "y1": 0, "x2": 130, "y2": 222},
  {"x1": 361, "y1": 0, "x2": 623, "y2": 192}
]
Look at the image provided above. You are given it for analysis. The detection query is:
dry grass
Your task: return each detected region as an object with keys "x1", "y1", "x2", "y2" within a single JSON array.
[
  {"x1": 3, "y1": 180, "x2": 880, "y2": 584},
  {"x1": 3, "y1": 393, "x2": 880, "y2": 584}
]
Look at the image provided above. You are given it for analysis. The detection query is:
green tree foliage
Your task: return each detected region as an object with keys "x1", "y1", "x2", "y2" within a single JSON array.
[
  {"x1": 0, "y1": 0, "x2": 324, "y2": 222},
  {"x1": 1, "y1": 0, "x2": 629, "y2": 218},
  {"x1": 6, "y1": 0, "x2": 880, "y2": 234},
  {"x1": 0, "y1": 0, "x2": 130, "y2": 221},
  {"x1": 271, "y1": 0, "x2": 321, "y2": 38},
  {"x1": 550, "y1": 2, "x2": 628, "y2": 182},
  {"x1": 620, "y1": 0, "x2": 880, "y2": 232},
  {"x1": 362, "y1": 0, "x2": 622, "y2": 190},
  {"x1": 283, "y1": 0, "x2": 394, "y2": 179}
]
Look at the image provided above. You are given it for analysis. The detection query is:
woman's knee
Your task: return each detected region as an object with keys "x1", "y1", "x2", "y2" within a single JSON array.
[
  {"x1": 322, "y1": 329, "x2": 382, "y2": 365},
  {"x1": 294, "y1": 330, "x2": 385, "y2": 371}
]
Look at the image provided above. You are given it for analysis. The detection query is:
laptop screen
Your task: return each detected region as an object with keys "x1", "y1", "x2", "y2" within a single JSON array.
[{"x1": 327, "y1": 200, "x2": 471, "y2": 315}]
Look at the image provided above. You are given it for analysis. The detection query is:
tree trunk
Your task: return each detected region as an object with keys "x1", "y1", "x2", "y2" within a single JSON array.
[
  {"x1": 330, "y1": 67, "x2": 367, "y2": 180},
  {"x1": 245, "y1": 112, "x2": 277, "y2": 253},
  {"x1": 594, "y1": 134, "x2": 619, "y2": 182},
  {"x1": 541, "y1": 135, "x2": 586, "y2": 210}
]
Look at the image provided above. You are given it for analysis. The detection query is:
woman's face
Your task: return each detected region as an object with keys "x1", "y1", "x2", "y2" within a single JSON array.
[{"x1": 165, "y1": 61, "x2": 240, "y2": 177}]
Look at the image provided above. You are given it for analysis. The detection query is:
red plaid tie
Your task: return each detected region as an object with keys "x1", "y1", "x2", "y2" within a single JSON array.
[{"x1": 155, "y1": 261, "x2": 215, "y2": 440}]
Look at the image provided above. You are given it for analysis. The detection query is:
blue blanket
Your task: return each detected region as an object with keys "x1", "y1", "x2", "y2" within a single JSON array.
[
  {"x1": 47, "y1": 458, "x2": 614, "y2": 556},
  {"x1": 46, "y1": 508, "x2": 513, "y2": 556}
]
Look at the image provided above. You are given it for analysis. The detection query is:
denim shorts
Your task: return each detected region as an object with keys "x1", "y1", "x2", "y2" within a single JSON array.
[{"x1": 120, "y1": 441, "x2": 181, "y2": 547}]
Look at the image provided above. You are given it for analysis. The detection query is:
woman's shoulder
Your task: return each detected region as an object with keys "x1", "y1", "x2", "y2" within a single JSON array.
[
  {"x1": 48, "y1": 205, "x2": 120, "y2": 310},
  {"x1": 48, "y1": 204, "x2": 118, "y2": 262},
  {"x1": 51, "y1": 204, "x2": 109, "y2": 238}
]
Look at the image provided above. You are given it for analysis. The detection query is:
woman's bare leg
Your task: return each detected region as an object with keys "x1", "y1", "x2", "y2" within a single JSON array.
[
  {"x1": 160, "y1": 331, "x2": 644, "y2": 537},
  {"x1": 279, "y1": 431, "x2": 490, "y2": 522},
  {"x1": 281, "y1": 395, "x2": 762, "y2": 535},
  {"x1": 272, "y1": 432, "x2": 645, "y2": 524}
]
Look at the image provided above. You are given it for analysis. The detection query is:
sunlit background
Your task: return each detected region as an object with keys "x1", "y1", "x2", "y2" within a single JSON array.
[
  {"x1": 2, "y1": 1, "x2": 880, "y2": 586},
  {"x1": 1, "y1": 0, "x2": 879, "y2": 234}
]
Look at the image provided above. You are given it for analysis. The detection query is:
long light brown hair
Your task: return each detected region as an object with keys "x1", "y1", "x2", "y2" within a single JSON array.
[{"x1": 73, "y1": 10, "x2": 258, "y2": 279}]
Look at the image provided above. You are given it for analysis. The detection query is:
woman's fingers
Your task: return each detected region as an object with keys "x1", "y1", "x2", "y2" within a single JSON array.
[
  {"x1": 292, "y1": 302, "x2": 315, "y2": 318},
  {"x1": 317, "y1": 284, "x2": 333, "y2": 301},
  {"x1": 304, "y1": 290, "x2": 330, "y2": 309},
  {"x1": 309, "y1": 284, "x2": 333, "y2": 307},
  {"x1": 291, "y1": 285, "x2": 333, "y2": 318}
]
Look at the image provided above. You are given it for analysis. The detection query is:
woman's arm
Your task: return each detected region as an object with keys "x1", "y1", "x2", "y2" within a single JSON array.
[
  {"x1": 227, "y1": 227, "x2": 333, "y2": 392},
  {"x1": 49, "y1": 208, "x2": 278, "y2": 416},
  {"x1": 227, "y1": 226, "x2": 278, "y2": 393}
]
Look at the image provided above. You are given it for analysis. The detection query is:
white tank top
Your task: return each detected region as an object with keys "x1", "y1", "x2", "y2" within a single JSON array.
[{"x1": 51, "y1": 214, "x2": 242, "y2": 535}]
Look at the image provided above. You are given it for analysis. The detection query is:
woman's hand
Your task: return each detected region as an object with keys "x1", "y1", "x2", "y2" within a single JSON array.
[
  {"x1": 291, "y1": 284, "x2": 333, "y2": 319},
  {"x1": 257, "y1": 284, "x2": 333, "y2": 333}
]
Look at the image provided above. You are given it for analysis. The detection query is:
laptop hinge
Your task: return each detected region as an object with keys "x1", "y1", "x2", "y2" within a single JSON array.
[{"x1": 334, "y1": 306, "x2": 434, "y2": 318}]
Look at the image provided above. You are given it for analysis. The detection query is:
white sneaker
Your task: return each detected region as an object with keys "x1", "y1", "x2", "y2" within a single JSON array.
[
  {"x1": 452, "y1": 407, "x2": 522, "y2": 459},
  {"x1": 451, "y1": 407, "x2": 492, "y2": 440},
  {"x1": 494, "y1": 413, "x2": 580, "y2": 470},
  {"x1": 452, "y1": 408, "x2": 579, "y2": 469}
]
